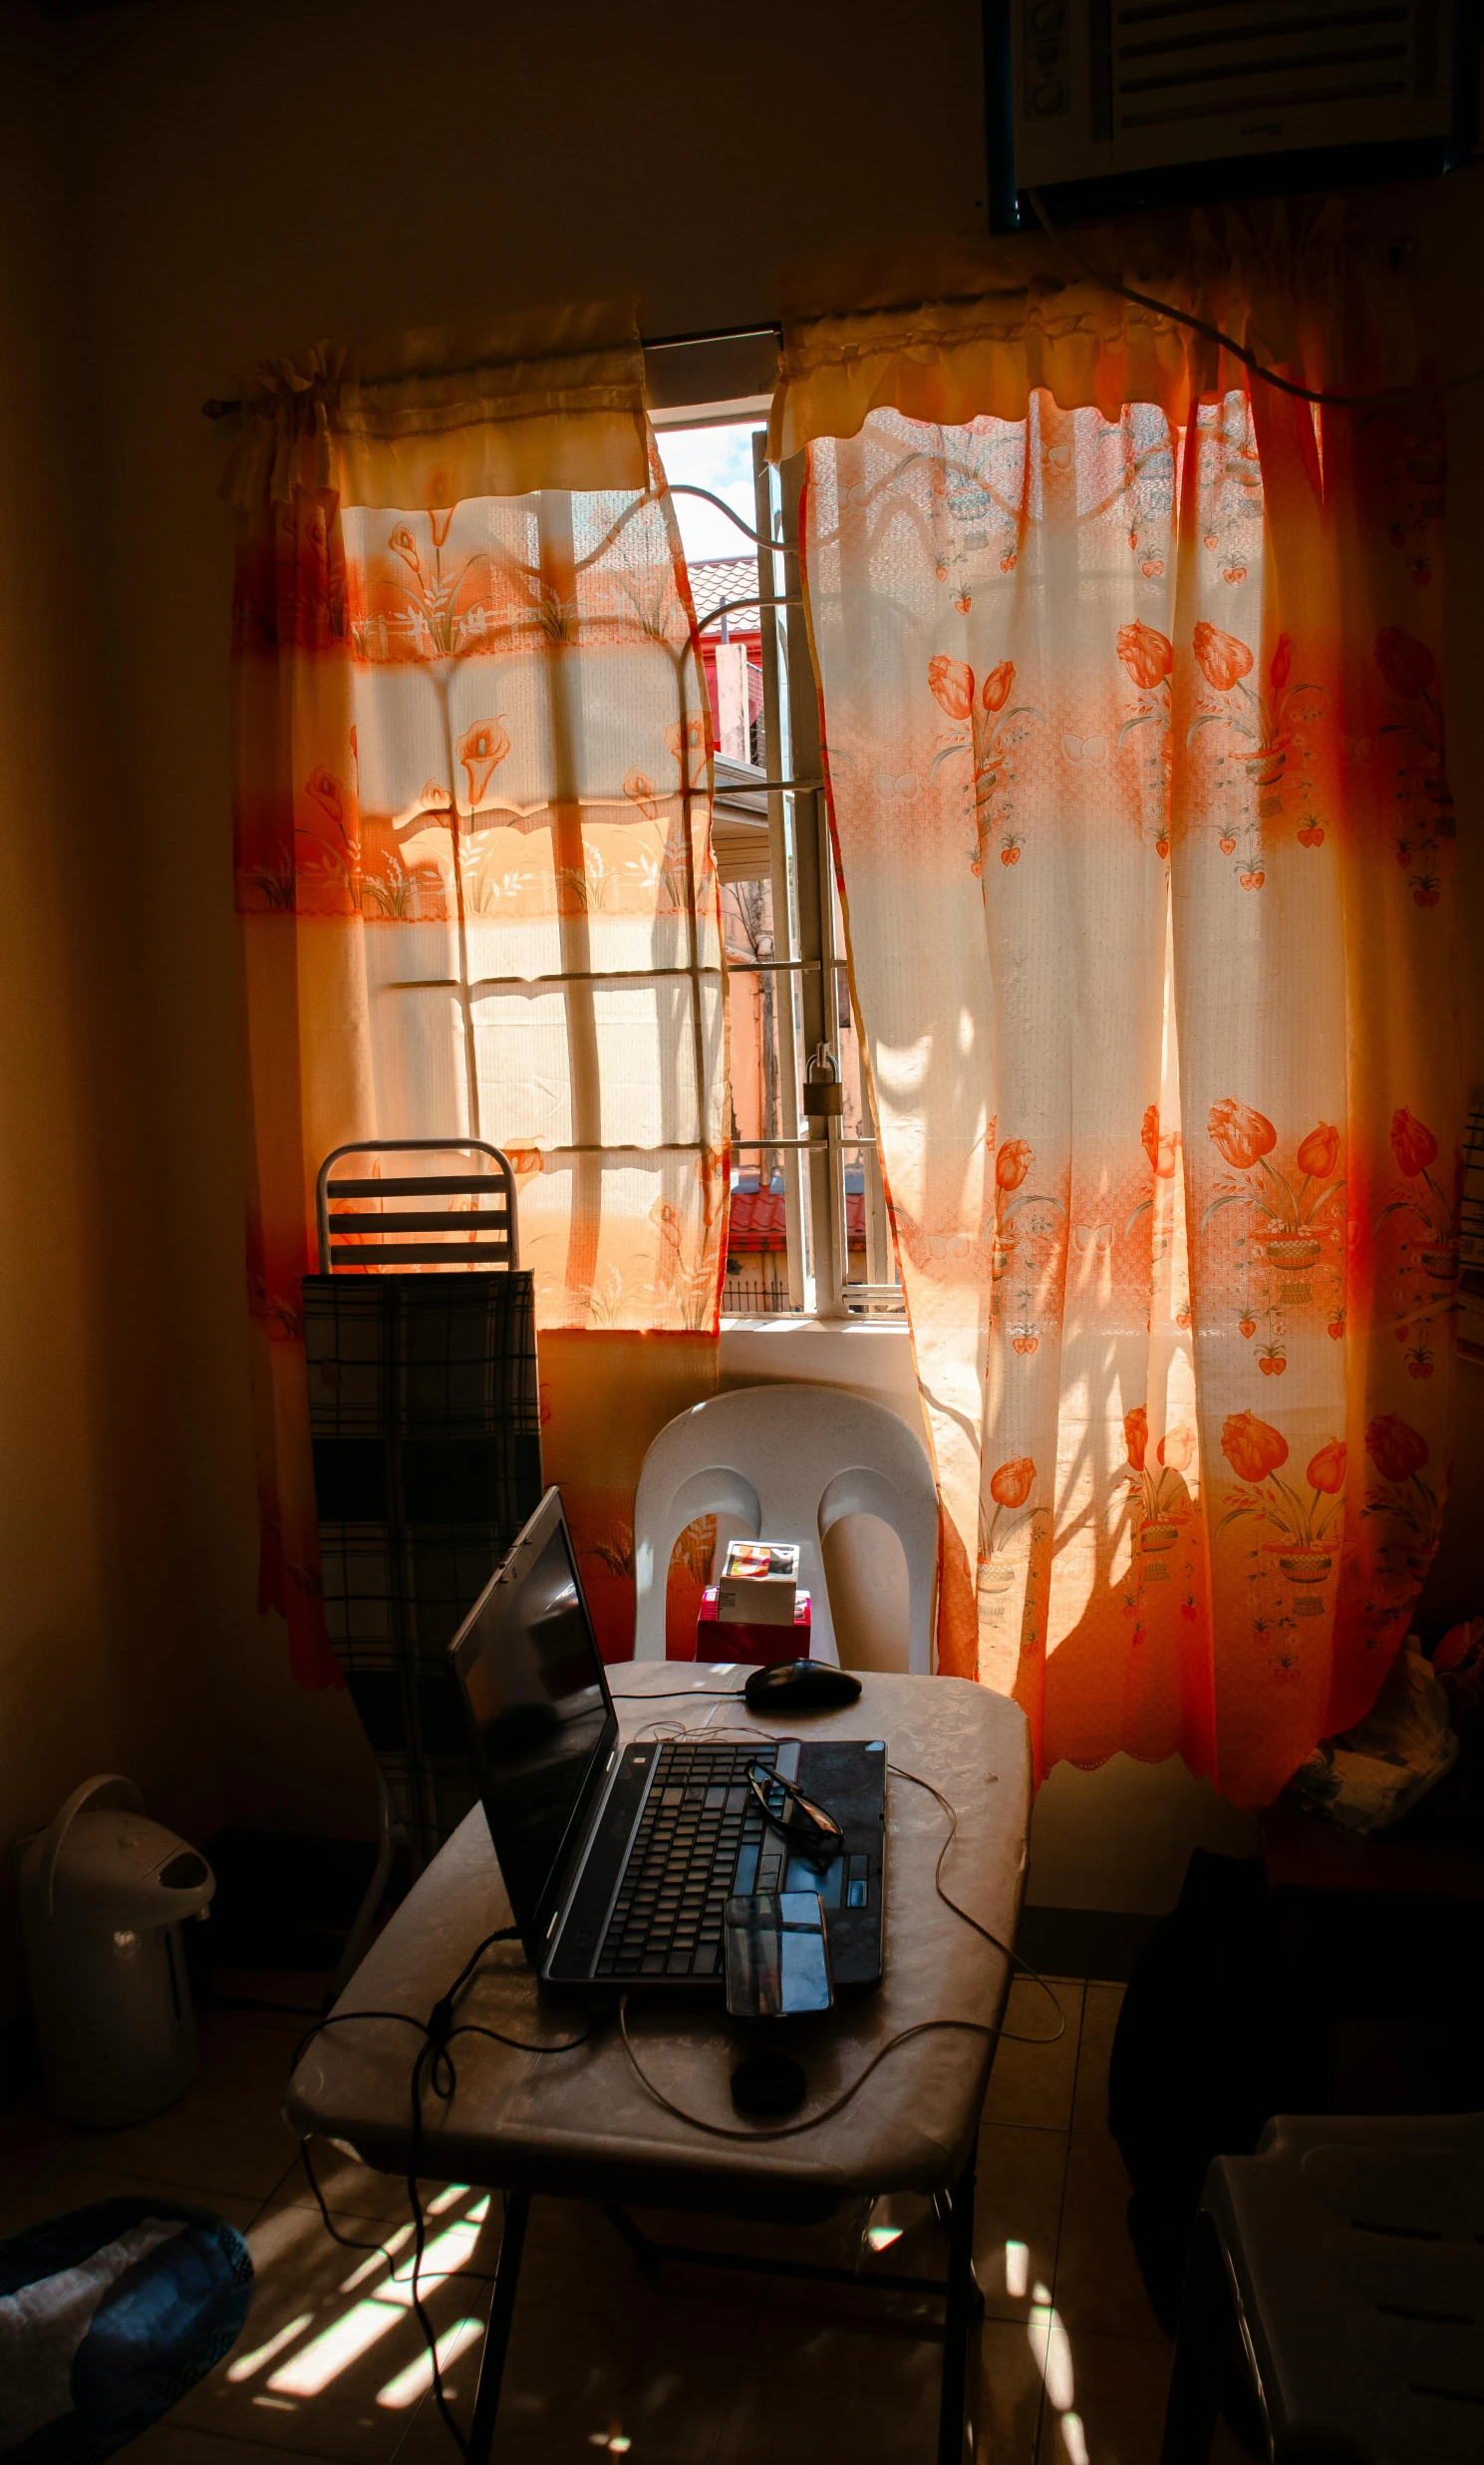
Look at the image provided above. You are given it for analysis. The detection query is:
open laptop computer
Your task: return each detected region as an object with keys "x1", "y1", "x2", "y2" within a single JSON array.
[{"x1": 448, "y1": 1486, "x2": 886, "y2": 1998}]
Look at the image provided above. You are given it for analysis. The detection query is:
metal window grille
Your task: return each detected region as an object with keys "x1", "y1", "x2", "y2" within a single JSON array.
[
  {"x1": 717, "y1": 433, "x2": 903, "y2": 1317},
  {"x1": 375, "y1": 422, "x2": 904, "y2": 1322}
]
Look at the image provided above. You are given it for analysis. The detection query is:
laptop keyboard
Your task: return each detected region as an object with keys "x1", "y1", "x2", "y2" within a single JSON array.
[{"x1": 594, "y1": 1739, "x2": 780, "y2": 1981}]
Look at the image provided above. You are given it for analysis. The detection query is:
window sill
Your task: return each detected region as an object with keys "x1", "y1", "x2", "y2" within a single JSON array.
[
  {"x1": 719, "y1": 1313, "x2": 908, "y2": 1334},
  {"x1": 719, "y1": 1314, "x2": 919, "y2": 1418}
]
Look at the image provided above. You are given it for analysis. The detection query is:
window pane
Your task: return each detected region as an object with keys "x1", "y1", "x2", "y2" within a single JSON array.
[
  {"x1": 721, "y1": 871, "x2": 800, "y2": 1313},
  {"x1": 836, "y1": 921, "x2": 904, "y2": 1310}
]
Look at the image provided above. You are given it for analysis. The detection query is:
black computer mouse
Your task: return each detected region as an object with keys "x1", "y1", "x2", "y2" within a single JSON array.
[
  {"x1": 742, "y1": 1659, "x2": 862, "y2": 1712},
  {"x1": 732, "y1": 2053, "x2": 807, "y2": 2116}
]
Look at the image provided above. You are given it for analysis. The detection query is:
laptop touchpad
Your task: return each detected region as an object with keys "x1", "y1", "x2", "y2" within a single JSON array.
[{"x1": 783, "y1": 1851, "x2": 842, "y2": 1907}]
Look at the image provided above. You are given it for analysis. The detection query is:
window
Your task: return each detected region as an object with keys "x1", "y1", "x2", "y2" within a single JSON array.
[{"x1": 656, "y1": 405, "x2": 903, "y2": 1320}]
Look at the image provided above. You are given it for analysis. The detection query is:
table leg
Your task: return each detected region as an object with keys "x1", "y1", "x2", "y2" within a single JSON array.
[
  {"x1": 1158, "y1": 2210, "x2": 1226, "y2": 2465},
  {"x1": 937, "y1": 2150, "x2": 976, "y2": 2465},
  {"x1": 601, "y1": 2202, "x2": 663, "y2": 2274},
  {"x1": 464, "y1": 2190, "x2": 530, "y2": 2465}
]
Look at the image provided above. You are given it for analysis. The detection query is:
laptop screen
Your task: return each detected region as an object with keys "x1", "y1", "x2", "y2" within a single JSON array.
[{"x1": 455, "y1": 1502, "x2": 613, "y2": 1933}]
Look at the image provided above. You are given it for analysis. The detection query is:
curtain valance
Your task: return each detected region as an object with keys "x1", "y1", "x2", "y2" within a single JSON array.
[
  {"x1": 223, "y1": 297, "x2": 650, "y2": 512},
  {"x1": 768, "y1": 201, "x2": 1414, "y2": 461}
]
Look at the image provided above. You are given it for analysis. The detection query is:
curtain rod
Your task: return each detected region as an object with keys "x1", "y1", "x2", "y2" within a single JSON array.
[{"x1": 200, "y1": 319, "x2": 783, "y2": 420}]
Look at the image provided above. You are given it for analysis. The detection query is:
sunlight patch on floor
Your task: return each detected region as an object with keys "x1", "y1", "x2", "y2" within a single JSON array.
[
  {"x1": 1030, "y1": 2276, "x2": 1086, "y2": 2454},
  {"x1": 376, "y1": 2315, "x2": 485, "y2": 2408},
  {"x1": 216, "y1": 2194, "x2": 495, "y2": 2404},
  {"x1": 225, "y1": 2314, "x2": 314, "y2": 2383}
]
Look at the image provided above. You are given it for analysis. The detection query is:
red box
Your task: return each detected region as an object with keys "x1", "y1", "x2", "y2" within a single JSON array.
[{"x1": 697, "y1": 1585, "x2": 812, "y2": 1667}]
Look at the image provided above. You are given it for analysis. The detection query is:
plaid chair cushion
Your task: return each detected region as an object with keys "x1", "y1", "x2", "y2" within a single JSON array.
[{"x1": 302, "y1": 1271, "x2": 541, "y2": 1861}]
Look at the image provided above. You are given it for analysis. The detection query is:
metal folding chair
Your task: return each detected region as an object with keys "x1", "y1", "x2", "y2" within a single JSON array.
[
  {"x1": 305, "y1": 1141, "x2": 539, "y2": 1993},
  {"x1": 315, "y1": 1136, "x2": 519, "y2": 1273}
]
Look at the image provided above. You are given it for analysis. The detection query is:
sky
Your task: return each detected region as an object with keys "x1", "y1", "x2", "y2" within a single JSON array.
[{"x1": 655, "y1": 420, "x2": 766, "y2": 563}]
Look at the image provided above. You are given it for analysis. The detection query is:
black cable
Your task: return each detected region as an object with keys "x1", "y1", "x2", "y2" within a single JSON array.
[
  {"x1": 885, "y1": 1763, "x2": 1062, "y2": 2034},
  {"x1": 616, "y1": 1750, "x2": 1064, "y2": 2140},
  {"x1": 290, "y1": 1927, "x2": 590, "y2": 2459},
  {"x1": 609, "y1": 1687, "x2": 745, "y2": 1699},
  {"x1": 300, "y1": 2138, "x2": 409, "y2": 2262},
  {"x1": 206, "y1": 1992, "x2": 325, "y2": 2018},
  {"x1": 290, "y1": 1745, "x2": 1047, "y2": 2426},
  {"x1": 618, "y1": 1993, "x2": 1006, "y2": 2139},
  {"x1": 298, "y1": 2139, "x2": 497, "y2": 2285},
  {"x1": 404, "y1": 1984, "x2": 593, "y2": 2456},
  {"x1": 291, "y1": 2006, "x2": 428, "y2": 2065},
  {"x1": 406, "y1": 2035, "x2": 460, "y2": 2451}
]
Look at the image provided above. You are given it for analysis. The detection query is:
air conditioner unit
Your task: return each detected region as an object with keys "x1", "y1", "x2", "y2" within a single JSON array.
[{"x1": 985, "y1": 0, "x2": 1479, "y2": 228}]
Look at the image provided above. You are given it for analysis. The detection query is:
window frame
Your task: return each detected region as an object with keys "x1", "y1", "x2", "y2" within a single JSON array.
[{"x1": 721, "y1": 429, "x2": 901, "y2": 1320}]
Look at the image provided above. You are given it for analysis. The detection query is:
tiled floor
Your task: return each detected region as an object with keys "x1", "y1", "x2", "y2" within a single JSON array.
[{"x1": 0, "y1": 1979, "x2": 1254, "y2": 2465}]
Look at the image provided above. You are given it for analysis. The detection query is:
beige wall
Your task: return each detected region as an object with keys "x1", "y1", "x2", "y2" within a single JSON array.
[
  {"x1": 0, "y1": 0, "x2": 1473, "y2": 1936},
  {"x1": 0, "y1": 5, "x2": 214, "y2": 2028}
]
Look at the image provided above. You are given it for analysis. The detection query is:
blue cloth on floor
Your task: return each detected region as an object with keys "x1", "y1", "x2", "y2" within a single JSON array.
[{"x1": 0, "y1": 2196, "x2": 252, "y2": 2461}]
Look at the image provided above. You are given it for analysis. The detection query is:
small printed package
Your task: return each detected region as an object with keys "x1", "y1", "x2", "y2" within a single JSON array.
[
  {"x1": 698, "y1": 1585, "x2": 811, "y2": 1668},
  {"x1": 717, "y1": 1540, "x2": 799, "y2": 1626}
]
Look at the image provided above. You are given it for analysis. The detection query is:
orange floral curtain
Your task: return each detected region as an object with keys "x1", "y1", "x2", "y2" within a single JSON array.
[
  {"x1": 229, "y1": 304, "x2": 726, "y2": 1686},
  {"x1": 788, "y1": 207, "x2": 1459, "y2": 1805}
]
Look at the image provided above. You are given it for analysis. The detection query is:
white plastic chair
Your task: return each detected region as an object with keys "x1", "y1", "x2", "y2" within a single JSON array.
[{"x1": 632, "y1": 1383, "x2": 939, "y2": 1673}]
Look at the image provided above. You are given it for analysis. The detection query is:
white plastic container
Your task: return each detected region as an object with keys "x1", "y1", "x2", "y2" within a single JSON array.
[{"x1": 15, "y1": 1774, "x2": 215, "y2": 2126}]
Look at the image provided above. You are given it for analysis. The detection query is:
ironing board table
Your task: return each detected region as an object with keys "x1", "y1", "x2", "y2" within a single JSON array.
[{"x1": 285, "y1": 1665, "x2": 1032, "y2": 2464}]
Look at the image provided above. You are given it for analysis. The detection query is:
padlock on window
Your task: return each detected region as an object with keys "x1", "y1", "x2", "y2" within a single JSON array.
[{"x1": 801, "y1": 1045, "x2": 843, "y2": 1118}]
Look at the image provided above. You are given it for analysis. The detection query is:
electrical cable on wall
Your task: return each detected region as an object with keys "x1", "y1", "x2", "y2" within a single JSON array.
[{"x1": 1025, "y1": 186, "x2": 1484, "y2": 408}]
